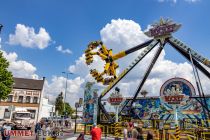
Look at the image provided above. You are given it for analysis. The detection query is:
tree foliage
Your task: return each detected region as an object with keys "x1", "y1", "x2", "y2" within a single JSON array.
[
  {"x1": 55, "y1": 92, "x2": 75, "y2": 117},
  {"x1": 65, "y1": 102, "x2": 75, "y2": 117},
  {"x1": 0, "y1": 51, "x2": 14, "y2": 100},
  {"x1": 55, "y1": 92, "x2": 64, "y2": 115}
]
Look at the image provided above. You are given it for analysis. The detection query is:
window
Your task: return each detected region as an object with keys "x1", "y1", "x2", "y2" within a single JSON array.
[
  {"x1": 33, "y1": 97, "x2": 38, "y2": 103},
  {"x1": 18, "y1": 96, "x2": 23, "y2": 103},
  {"x1": 4, "y1": 109, "x2": 10, "y2": 118},
  {"x1": 27, "y1": 110, "x2": 36, "y2": 119},
  {"x1": 26, "y1": 96, "x2": 31, "y2": 103},
  {"x1": 7, "y1": 95, "x2": 13, "y2": 102}
]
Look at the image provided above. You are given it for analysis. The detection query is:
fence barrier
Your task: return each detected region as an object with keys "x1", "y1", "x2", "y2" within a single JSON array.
[{"x1": 74, "y1": 119, "x2": 210, "y2": 140}]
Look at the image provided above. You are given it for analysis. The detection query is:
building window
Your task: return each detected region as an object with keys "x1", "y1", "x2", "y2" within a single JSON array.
[
  {"x1": 7, "y1": 95, "x2": 13, "y2": 102},
  {"x1": 26, "y1": 96, "x2": 31, "y2": 103},
  {"x1": 18, "y1": 96, "x2": 23, "y2": 103},
  {"x1": 4, "y1": 109, "x2": 10, "y2": 118},
  {"x1": 33, "y1": 97, "x2": 38, "y2": 103},
  {"x1": 27, "y1": 110, "x2": 36, "y2": 119}
]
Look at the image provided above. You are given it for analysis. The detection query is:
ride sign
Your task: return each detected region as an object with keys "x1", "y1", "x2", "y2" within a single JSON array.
[
  {"x1": 160, "y1": 77, "x2": 195, "y2": 105},
  {"x1": 108, "y1": 87, "x2": 123, "y2": 106},
  {"x1": 108, "y1": 97, "x2": 123, "y2": 105},
  {"x1": 145, "y1": 18, "x2": 181, "y2": 38}
]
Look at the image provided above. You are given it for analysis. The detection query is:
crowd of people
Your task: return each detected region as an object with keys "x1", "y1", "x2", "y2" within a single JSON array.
[
  {"x1": 123, "y1": 122, "x2": 153, "y2": 140},
  {"x1": 35, "y1": 119, "x2": 71, "y2": 140},
  {"x1": 76, "y1": 122, "x2": 154, "y2": 140}
]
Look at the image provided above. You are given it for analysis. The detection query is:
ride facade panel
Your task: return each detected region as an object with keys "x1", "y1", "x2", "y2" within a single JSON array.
[
  {"x1": 122, "y1": 97, "x2": 210, "y2": 120},
  {"x1": 82, "y1": 82, "x2": 98, "y2": 124},
  {"x1": 122, "y1": 77, "x2": 210, "y2": 122}
]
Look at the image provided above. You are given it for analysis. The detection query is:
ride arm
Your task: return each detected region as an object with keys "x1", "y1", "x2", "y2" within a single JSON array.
[
  {"x1": 168, "y1": 38, "x2": 210, "y2": 80},
  {"x1": 112, "y1": 39, "x2": 154, "y2": 60},
  {"x1": 168, "y1": 37, "x2": 210, "y2": 68},
  {"x1": 99, "y1": 39, "x2": 158, "y2": 99}
]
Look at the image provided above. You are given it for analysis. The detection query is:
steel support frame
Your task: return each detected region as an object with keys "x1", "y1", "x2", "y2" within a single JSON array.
[
  {"x1": 97, "y1": 39, "x2": 159, "y2": 122},
  {"x1": 119, "y1": 40, "x2": 165, "y2": 116},
  {"x1": 168, "y1": 39, "x2": 210, "y2": 113},
  {"x1": 188, "y1": 49, "x2": 210, "y2": 119},
  {"x1": 168, "y1": 38, "x2": 210, "y2": 122},
  {"x1": 167, "y1": 39, "x2": 210, "y2": 79},
  {"x1": 128, "y1": 41, "x2": 165, "y2": 110}
]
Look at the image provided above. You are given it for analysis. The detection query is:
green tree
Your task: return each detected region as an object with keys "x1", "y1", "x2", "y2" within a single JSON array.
[
  {"x1": 0, "y1": 51, "x2": 14, "y2": 100},
  {"x1": 55, "y1": 92, "x2": 64, "y2": 115},
  {"x1": 65, "y1": 102, "x2": 75, "y2": 117}
]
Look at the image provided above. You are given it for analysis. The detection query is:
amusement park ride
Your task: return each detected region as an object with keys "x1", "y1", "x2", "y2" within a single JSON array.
[{"x1": 84, "y1": 18, "x2": 210, "y2": 123}]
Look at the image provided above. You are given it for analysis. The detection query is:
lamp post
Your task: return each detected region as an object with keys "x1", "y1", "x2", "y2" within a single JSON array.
[
  {"x1": 0, "y1": 24, "x2": 3, "y2": 33},
  {"x1": 74, "y1": 102, "x2": 79, "y2": 134},
  {"x1": 62, "y1": 72, "x2": 73, "y2": 116}
]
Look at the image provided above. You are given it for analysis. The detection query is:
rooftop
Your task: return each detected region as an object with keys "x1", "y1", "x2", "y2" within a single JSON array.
[{"x1": 13, "y1": 77, "x2": 45, "y2": 90}]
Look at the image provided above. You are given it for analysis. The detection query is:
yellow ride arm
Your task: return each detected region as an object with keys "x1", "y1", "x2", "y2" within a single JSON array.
[{"x1": 112, "y1": 51, "x2": 127, "y2": 60}]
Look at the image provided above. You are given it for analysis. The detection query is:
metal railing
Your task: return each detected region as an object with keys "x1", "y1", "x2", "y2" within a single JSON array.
[{"x1": 74, "y1": 119, "x2": 210, "y2": 140}]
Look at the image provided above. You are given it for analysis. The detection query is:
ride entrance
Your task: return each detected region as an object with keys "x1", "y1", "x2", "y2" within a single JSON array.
[{"x1": 82, "y1": 18, "x2": 210, "y2": 139}]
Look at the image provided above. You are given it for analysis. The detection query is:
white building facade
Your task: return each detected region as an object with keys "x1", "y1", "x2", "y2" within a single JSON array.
[
  {"x1": 40, "y1": 98, "x2": 55, "y2": 119},
  {"x1": 0, "y1": 77, "x2": 45, "y2": 123}
]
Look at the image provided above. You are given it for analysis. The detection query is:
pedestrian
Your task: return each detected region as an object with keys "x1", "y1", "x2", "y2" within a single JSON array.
[
  {"x1": 76, "y1": 133, "x2": 85, "y2": 140},
  {"x1": 65, "y1": 120, "x2": 68, "y2": 128},
  {"x1": 59, "y1": 120, "x2": 62, "y2": 127},
  {"x1": 1, "y1": 123, "x2": 7, "y2": 140},
  {"x1": 91, "y1": 123, "x2": 102, "y2": 140},
  {"x1": 2, "y1": 123, "x2": 11, "y2": 140},
  {"x1": 35, "y1": 122, "x2": 42, "y2": 140},
  {"x1": 136, "y1": 127, "x2": 144, "y2": 140},
  {"x1": 146, "y1": 131, "x2": 153, "y2": 140},
  {"x1": 123, "y1": 122, "x2": 128, "y2": 140},
  {"x1": 127, "y1": 122, "x2": 133, "y2": 140},
  {"x1": 131, "y1": 123, "x2": 139, "y2": 140}
]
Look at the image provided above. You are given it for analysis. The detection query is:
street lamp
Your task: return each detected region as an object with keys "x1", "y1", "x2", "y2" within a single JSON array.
[
  {"x1": 62, "y1": 72, "x2": 73, "y2": 116},
  {"x1": 0, "y1": 24, "x2": 3, "y2": 33},
  {"x1": 74, "y1": 102, "x2": 79, "y2": 134}
]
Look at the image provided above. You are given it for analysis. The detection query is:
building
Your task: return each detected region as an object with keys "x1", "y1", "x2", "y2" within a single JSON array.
[
  {"x1": 0, "y1": 77, "x2": 45, "y2": 123},
  {"x1": 40, "y1": 97, "x2": 55, "y2": 119}
]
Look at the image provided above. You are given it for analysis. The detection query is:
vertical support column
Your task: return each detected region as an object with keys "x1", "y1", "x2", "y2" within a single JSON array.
[
  {"x1": 188, "y1": 49, "x2": 210, "y2": 127},
  {"x1": 175, "y1": 124, "x2": 180, "y2": 140},
  {"x1": 115, "y1": 106, "x2": 119, "y2": 123},
  {"x1": 74, "y1": 107, "x2": 78, "y2": 134}
]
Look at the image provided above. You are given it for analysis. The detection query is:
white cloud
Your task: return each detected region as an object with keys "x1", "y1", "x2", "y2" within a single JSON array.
[
  {"x1": 2, "y1": 50, "x2": 39, "y2": 79},
  {"x1": 9, "y1": 24, "x2": 51, "y2": 49},
  {"x1": 56, "y1": 45, "x2": 72, "y2": 54},
  {"x1": 43, "y1": 76, "x2": 85, "y2": 106}
]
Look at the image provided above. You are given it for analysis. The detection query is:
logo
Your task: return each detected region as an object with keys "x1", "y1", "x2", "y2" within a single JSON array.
[
  {"x1": 145, "y1": 18, "x2": 181, "y2": 38},
  {"x1": 3, "y1": 130, "x2": 33, "y2": 137},
  {"x1": 108, "y1": 87, "x2": 123, "y2": 106},
  {"x1": 160, "y1": 78, "x2": 195, "y2": 105}
]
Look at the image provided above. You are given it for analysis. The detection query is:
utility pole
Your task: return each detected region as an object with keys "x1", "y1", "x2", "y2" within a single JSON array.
[
  {"x1": 0, "y1": 24, "x2": 3, "y2": 33},
  {"x1": 62, "y1": 72, "x2": 73, "y2": 116}
]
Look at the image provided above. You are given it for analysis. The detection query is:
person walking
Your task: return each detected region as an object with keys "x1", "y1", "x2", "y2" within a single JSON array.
[
  {"x1": 91, "y1": 123, "x2": 102, "y2": 140},
  {"x1": 136, "y1": 127, "x2": 144, "y2": 140},
  {"x1": 127, "y1": 122, "x2": 134, "y2": 140},
  {"x1": 123, "y1": 122, "x2": 129, "y2": 140},
  {"x1": 146, "y1": 131, "x2": 153, "y2": 140},
  {"x1": 1, "y1": 123, "x2": 11, "y2": 140},
  {"x1": 35, "y1": 122, "x2": 42, "y2": 140}
]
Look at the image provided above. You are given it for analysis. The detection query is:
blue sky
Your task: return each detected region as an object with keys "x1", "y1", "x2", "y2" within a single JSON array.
[{"x1": 0, "y1": 0, "x2": 210, "y2": 105}]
